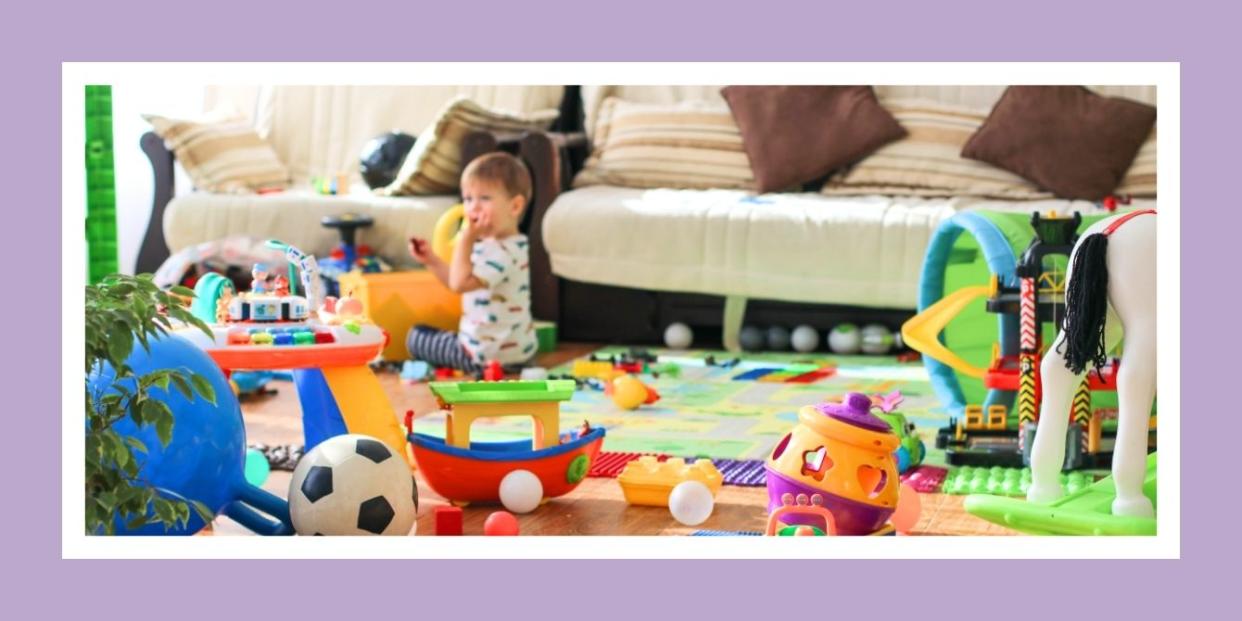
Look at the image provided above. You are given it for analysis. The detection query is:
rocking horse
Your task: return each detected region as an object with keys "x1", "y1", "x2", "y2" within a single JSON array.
[{"x1": 1026, "y1": 209, "x2": 1157, "y2": 519}]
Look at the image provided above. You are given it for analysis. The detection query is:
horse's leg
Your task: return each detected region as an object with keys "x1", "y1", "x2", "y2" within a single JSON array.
[
  {"x1": 1027, "y1": 329, "x2": 1086, "y2": 503},
  {"x1": 1106, "y1": 217, "x2": 1157, "y2": 518}
]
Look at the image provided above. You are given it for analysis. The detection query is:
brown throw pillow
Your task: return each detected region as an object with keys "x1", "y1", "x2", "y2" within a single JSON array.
[
  {"x1": 721, "y1": 86, "x2": 906, "y2": 193},
  {"x1": 961, "y1": 86, "x2": 1156, "y2": 201}
]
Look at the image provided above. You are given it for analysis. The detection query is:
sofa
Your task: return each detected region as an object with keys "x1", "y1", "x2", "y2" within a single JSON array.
[
  {"x1": 524, "y1": 85, "x2": 1157, "y2": 348},
  {"x1": 138, "y1": 84, "x2": 1157, "y2": 353},
  {"x1": 135, "y1": 85, "x2": 571, "y2": 275}
]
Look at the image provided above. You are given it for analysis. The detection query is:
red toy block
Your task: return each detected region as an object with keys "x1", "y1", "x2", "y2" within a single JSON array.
[
  {"x1": 434, "y1": 506, "x2": 463, "y2": 536},
  {"x1": 434, "y1": 367, "x2": 455, "y2": 380},
  {"x1": 483, "y1": 360, "x2": 504, "y2": 381}
]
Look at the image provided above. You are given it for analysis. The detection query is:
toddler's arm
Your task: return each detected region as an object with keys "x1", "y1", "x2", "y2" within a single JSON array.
[{"x1": 447, "y1": 224, "x2": 486, "y2": 293}]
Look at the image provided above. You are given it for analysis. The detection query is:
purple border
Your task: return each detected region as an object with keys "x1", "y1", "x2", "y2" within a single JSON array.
[{"x1": 29, "y1": 2, "x2": 1230, "y2": 618}]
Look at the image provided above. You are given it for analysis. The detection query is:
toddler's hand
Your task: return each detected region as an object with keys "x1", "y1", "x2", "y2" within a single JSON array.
[
  {"x1": 464, "y1": 209, "x2": 491, "y2": 239},
  {"x1": 408, "y1": 237, "x2": 436, "y2": 264}
]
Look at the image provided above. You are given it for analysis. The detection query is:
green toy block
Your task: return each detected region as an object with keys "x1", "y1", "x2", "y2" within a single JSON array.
[{"x1": 534, "y1": 320, "x2": 558, "y2": 354}]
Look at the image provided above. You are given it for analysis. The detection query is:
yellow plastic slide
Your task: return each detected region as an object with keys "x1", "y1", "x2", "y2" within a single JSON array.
[{"x1": 901, "y1": 285, "x2": 990, "y2": 380}]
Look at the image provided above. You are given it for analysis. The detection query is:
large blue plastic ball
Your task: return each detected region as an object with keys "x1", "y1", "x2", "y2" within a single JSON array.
[{"x1": 89, "y1": 334, "x2": 246, "y2": 535}]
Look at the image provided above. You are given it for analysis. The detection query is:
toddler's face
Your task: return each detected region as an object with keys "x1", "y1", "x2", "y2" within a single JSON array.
[{"x1": 461, "y1": 177, "x2": 524, "y2": 237}]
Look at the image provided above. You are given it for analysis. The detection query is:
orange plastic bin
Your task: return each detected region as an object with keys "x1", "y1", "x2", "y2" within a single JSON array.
[{"x1": 338, "y1": 270, "x2": 461, "y2": 361}]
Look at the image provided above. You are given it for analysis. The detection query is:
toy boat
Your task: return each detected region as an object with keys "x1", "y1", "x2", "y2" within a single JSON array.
[{"x1": 409, "y1": 380, "x2": 604, "y2": 505}]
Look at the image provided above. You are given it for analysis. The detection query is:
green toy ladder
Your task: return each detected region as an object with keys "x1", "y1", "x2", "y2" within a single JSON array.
[{"x1": 86, "y1": 85, "x2": 118, "y2": 283}]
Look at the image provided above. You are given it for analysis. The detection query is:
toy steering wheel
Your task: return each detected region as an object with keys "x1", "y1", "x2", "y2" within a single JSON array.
[{"x1": 432, "y1": 204, "x2": 465, "y2": 264}]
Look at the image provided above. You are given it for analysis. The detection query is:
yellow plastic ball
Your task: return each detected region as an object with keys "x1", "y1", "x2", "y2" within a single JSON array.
[{"x1": 611, "y1": 375, "x2": 649, "y2": 410}]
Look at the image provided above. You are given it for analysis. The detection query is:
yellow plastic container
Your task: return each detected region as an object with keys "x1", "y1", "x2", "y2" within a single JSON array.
[
  {"x1": 337, "y1": 270, "x2": 461, "y2": 361},
  {"x1": 617, "y1": 456, "x2": 723, "y2": 506}
]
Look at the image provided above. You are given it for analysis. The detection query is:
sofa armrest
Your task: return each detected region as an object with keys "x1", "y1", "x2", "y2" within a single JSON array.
[
  {"x1": 518, "y1": 131, "x2": 562, "y2": 322},
  {"x1": 135, "y1": 131, "x2": 175, "y2": 275}
]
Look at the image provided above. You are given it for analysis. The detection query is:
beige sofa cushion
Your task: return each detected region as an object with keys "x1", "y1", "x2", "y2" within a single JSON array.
[
  {"x1": 573, "y1": 97, "x2": 755, "y2": 190},
  {"x1": 254, "y1": 85, "x2": 564, "y2": 185},
  {"x1": 582, "y1": 85, "x2": 1157, "y2": 196},
  {"x1": 382, "y1": 97, "x2": 558, "y2": 196},
  {"x1": 163, "y1": 187, "x2": 459, "y2": 269},
  {"x1": 583, "y1": 85, "x2": 1156, "y2": 140},
  {"x1": 144, "y1": 113, "x2": 290, "y2": 193},
  {"x1": 543, "y1": 185, "x2": 1156, "y2": 309},
  {"x1": 821, "y1": 99, "x2": 1051, "y2": 199}
]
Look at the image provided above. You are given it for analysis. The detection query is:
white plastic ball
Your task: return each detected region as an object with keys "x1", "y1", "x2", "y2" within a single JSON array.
[
  {"x1": 663, "y1": 322, "x2": 693, "y2": 350},
  {"x1": 668, "y1": 480, "x2": 715, "y2": 526},
  {"x1": 860, "y1": 323, "x2": 895, "y2": 355},
  {"x1": 790, "y1": 325, "x2": 819, "y2": 353},
  {"x1": 499, "y1": 469, "x2": 543, "y2": 514},
  {"x1": 520, "y1": 367, "x2": 549, "y2": 381},
  {"x1": 739, "y1": 325, "x2": 764, "y2": 351},
  {"x1": 828, "y1": 323, "x2": 861, "y2": 354}
]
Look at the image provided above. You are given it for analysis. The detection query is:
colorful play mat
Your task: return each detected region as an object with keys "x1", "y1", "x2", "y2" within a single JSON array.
[{"x1": 415, "y1": 347, "x2": 951, "y2": 462}]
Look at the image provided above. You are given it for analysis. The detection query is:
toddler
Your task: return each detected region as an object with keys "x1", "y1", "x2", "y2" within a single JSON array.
[{"x1": 406, "y1": 152, "x2": 537, "y2": 373}]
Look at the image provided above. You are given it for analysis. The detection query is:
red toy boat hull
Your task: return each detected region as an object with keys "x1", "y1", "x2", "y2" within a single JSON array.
[{"x1": 410, "y1": 428, "x2": 605, "y2": 504}]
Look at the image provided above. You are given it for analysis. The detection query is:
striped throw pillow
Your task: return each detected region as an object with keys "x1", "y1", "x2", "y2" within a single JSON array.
[
  {"x1": 822, "y1": 99, "x2": 1050, "y2": 199},
  {"x1": 1116, "y1": 129, "x2": 1156, "y2": 197},
  {"x1": 143, "y1": 114, "x2": 290, "y2": 194},
  {"x1": 573, "y1": 97, "x2": 756, "y2": 191},
  {"x1": 383, "y1": 97, "x2": 558, "y2": 196}
]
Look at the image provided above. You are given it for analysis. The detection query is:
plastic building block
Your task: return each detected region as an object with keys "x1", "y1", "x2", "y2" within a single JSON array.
[
  {"x1": 400, "y1": 360, "x2": 431, "y2": 383},
  {"x1": 618, "y1": 456, "x2": 723, "y2": 506},
  {"x1": 964, "y1": 453, "x2": 1157, "y2": 536},
  {"x1": 942, "y1": 465, "x2": 1095, "y2": 496},
  {"x1": 434, "y1": 506, "x2": 463, "y2": 536},
  {"x1": 534, "y1": 320, "x2": 557, "y2": 354},
  {"x1": 483, "y1": 360, "x2": 504, "y2": 381}
]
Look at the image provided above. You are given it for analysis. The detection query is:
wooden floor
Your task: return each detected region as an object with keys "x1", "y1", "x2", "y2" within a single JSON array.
[{"x1": 216, "y1": 343, "x2": 1015, "y2": 536}]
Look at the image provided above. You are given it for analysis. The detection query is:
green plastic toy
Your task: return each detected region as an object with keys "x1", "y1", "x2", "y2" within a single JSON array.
[
  {"x1": 85, "y1": 85, "x2": 118, "y2": 282},
  {"x1": 429, "y1": 379, "x2": 576, "y2": 404},
  {"x1": 963, "y1": 452, "x2": 1157, "y2": 535}
]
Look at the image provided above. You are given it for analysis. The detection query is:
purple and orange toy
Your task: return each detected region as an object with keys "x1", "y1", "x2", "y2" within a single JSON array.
[{"x1": 765, "y1": 392, "x2": 901, "y2": 535}]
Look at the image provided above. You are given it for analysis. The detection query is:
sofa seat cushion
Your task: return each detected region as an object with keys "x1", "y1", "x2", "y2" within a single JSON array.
[
  {"x1": 164, "y1": 188, "x2": 459, "y2": 269},
  {"x1": 542, "y1": 186, "x2": 1148, "y2": 309}
]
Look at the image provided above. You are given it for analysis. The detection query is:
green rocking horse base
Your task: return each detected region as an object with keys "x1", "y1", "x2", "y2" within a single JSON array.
[{"x1": 963, "y1": 452, "x2": 1157, "y2": 536}]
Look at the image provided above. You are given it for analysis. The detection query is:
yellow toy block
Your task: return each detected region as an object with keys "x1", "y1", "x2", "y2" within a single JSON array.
[
  {"x1": 617, "y1": 456, "x2": 723, "y2": 506},
  {"x1": 338, "y1": 270, "x2": 461, "y2": 361},
  {"x1": 987, "y1": 405, "x2": 1008, "y2": 430},
  {"x1": 965, "y1": 405, "x2": 985, "y2": 430},
  {"x1": 572, "y1": 359, "x2": 623, "y2": 381}
]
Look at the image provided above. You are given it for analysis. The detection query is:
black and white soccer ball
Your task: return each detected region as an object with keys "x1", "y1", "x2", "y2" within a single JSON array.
[{"x1": 288, "y1": 434, "x2": 418, "y2": 536}]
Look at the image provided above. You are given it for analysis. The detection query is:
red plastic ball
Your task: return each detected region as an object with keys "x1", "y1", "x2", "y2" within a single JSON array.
[
  {"x1": 1102, "y1": 195, "x2": 1118, "y2": 212},
  {"x1": 484, "y1": 511, "x2": 520, "y2": 536}
]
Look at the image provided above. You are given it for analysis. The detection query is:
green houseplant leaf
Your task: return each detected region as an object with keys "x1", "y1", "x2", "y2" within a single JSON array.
[{"x1": 85, "y1": 273, "x2": 217, "y2": 535}]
